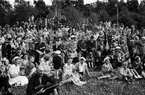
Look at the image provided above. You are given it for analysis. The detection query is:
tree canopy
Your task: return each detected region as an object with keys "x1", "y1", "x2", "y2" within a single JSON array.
[{"x1": 1, "y1": 0, "x2": 145, "y2": 29}]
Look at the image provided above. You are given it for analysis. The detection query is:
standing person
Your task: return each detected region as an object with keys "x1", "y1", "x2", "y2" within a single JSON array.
[
  {"x1": 52, "y1": 50, "x2": 64, "y2": 79},
  {"x1": 35, "y1": 37, "x2": 45, "y2": 65},
  {"x1": 77, "y1": 36, "x2": 87, "y2": 58},
  {"x1": 2, "y1": 35, "x2": 12, "y2": 62}
]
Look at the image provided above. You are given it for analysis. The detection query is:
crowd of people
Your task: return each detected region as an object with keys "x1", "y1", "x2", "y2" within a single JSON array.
[{"x1": 0, "y1": 18, "x2": 145, "y2": 95}]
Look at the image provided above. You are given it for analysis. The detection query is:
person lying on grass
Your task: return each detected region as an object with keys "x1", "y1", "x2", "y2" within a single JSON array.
[
  {"x1": 61, "y1": 58, "x2": 86, "y2": 86},
  {"x1": 97, "y1": 56, "x2": 117, "y2": 80}
]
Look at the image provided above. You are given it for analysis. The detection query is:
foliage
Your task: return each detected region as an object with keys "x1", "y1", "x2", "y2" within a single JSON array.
[{"x1": 1, "y1": 0, "x2": 145, "y2": 29}]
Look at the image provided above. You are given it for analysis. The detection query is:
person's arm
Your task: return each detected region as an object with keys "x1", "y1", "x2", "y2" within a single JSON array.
[
  {"x1": 85, "y1": 63, "x2": 91, "y2": 77},
  {"x1": 26, "y1": 75, "x2": 34, "y2": 95},
  {"x1": 119, "y1": 68, "x2": 127, "y2": 76}
]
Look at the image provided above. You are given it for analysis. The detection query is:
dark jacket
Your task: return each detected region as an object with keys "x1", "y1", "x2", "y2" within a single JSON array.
[
  {"x1": 53, "y1": 55, "x2": 63, "y2": 70},
  {"x1": 26, "y1": 73, "x2": 58, "y2": 95}
]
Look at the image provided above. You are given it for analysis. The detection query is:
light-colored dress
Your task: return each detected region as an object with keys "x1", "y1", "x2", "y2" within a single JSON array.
[
  {"x1": 39, "y1": 59, "x2": 54, "y2": 76},
  {"x1": 8, "y1": 64, "x2": 28, "y2": 86},
  {"x1": 63, "y1": 63, "x2": 86, "y2": 86}
]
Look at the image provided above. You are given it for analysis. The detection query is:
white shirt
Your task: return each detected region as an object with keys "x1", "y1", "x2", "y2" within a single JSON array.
[{"x1": 8, "y1": 64, "x2": 20, "y2": 78}]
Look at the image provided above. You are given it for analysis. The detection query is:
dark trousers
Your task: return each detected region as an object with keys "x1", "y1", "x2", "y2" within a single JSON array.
[{"x1": 0, "y1": 76, "x2": 11, "y2": 91}]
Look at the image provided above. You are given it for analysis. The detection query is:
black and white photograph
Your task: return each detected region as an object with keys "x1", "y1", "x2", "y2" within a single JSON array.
[{"x1": 0, "y1": 0, "x2": 145, "y2": 95}]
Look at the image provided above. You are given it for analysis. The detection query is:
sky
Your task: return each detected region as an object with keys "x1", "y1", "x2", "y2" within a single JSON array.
[
  {"x1": 7, "y1": 0, "x2": 100, "y2": 6},
  {"x1": 6, "y1": 0, "x2": 142, "y2": 6}
]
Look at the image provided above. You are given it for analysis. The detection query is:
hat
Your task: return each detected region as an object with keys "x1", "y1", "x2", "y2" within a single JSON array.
[
  {"x1": 80, "y1": 57, "x2": 86, "y2": 61},
  {"x1": 103, "y1": 56, "x2": 110, "y2": 62},
  {"x1": 12, "y1": 56, "x2": 21, "y2": 63},
  {"x1": 115, "y1": 46, "x2": 121, "y2": 50},
  {"x1": 55, "y1": 50, "x2": 61, "y2": 55}
]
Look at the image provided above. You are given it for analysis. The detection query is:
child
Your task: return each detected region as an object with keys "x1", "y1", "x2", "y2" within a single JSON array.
[
  {"x1": 97, "y1": 56, "x2": 117, "y2": 80},
  {"x1": 86, "y1": 52, "x2": 94, "y2": 68}
]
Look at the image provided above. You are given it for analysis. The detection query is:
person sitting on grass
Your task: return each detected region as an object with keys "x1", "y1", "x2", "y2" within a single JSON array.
[
  {"x1": 118, "y1": 61, "x2": 133, "y2": 83},
  {"x1": 97, "y1": 56, "x2": 117, "y2": 80},
  {"x1": 39, "y1": 54, "x2": 54, "y2": 77},
  {"x1": 0, "y1": 58, "x2": 13, "y2": 95},
  {"x1": 131, "y1": 56, "x2": 144, "y2": 78},
  {"x1": 26, "y1": 66, "x2": 60, "y2": 95},
  {"x1": 62, "y1": 58, "x2": 86, "y2": 86},
  {"x1": 86, "y1": 52, "x2": 94, "y2": 68},
  {"x1": 8, "y1": 56, "x2": 28, "y2": 86},
  {"x1": 75, "y1": 57, "x2": 91, "y2": 80}
]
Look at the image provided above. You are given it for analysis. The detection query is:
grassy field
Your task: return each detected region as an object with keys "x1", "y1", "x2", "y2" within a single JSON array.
[{"x1": 11, "y1": 72, "x2": 145, "y2": 95}]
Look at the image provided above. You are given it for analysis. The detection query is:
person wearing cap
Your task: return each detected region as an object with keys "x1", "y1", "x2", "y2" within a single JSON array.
[
  {"x1": 53, "y1": 50, "x2": 64, "y2": 79},
  {"x1": 75, "y1": 57, "x2": 91, "y2": 79},
  {"x1": 26, "y1": 66, "x2": 60, "y2": 95}
]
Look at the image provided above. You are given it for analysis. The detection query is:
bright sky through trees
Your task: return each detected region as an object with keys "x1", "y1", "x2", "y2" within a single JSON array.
[{"x1": 7, "y1": 0, "x2": 142, "y2": 6}]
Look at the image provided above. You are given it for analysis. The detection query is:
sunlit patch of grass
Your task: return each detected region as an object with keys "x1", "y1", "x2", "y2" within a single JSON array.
[{"x1": 11, "y1": 72, "x2": 145, "y2": 95}]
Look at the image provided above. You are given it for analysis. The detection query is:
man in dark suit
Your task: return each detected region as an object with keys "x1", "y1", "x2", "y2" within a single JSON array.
[{"x1": 26, "y1": 66, "x2": 60, "y2": 95}]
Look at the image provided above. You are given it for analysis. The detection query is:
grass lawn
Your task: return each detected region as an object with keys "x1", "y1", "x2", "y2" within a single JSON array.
[{"x1": 11, "y1": 72, "x2": 145, "y2": 95}]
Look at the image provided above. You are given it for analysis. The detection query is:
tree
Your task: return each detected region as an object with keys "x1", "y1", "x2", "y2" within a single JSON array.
[
  {"x1": 99, "y1": 9, "x2": 111, "y2": 22},
  {"x1": 0, "y1": 0, "x2": 13, "y2": 26},
  {"x1": 14, "y1": 0, "x2": 34, "y2": 22},
  {"x1": 34, "y1": 0, "x2": 49, "y2": 19},
  {"x1": 126, "y1": 0, "x2": 139, "y2": 12}
]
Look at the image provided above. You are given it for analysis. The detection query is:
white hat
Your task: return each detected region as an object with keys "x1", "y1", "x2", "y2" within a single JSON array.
[
  {"x1": 80, "y1": 57, "x2": 86, "y2": 61},
  {"x1": 12, "y1": 56, "x2": 21, "y2": 63},
  {"x1": 115, "y1": 46, "x2": 121, "y2": 50},
  {"x1": 55, "y1": 50, "x2": 61, "y2": 54},
  {"x1": 103, "y1": 56, "x2": 110, "y2": 62}
]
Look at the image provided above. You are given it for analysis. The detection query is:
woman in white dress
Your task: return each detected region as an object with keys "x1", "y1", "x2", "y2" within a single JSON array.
[
  {"x1": 8, "y1": 56, "x2": 28, "y2": 86},
  {"x1": 62, "y1": 58, "x2": 86, "y2": 86}
]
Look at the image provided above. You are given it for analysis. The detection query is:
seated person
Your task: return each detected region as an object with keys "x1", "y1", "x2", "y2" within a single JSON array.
[
  {"x1": 26, "y1": 66, "x2": 59, "y2": 95},
  {"x1": 86, "y1": 52, "x2": 94, "y2": 68},
  {"x1": 118, "y1": 61, "x2": 133, "y2": 83},
  {"x1": 0, "y1": 58, "x2": 13, "y2": 95},
  {"x1": 75, "y1": 57, "x2": 91, "y2": 79},
  {"x1": 97, "y1": 56, "x2": 117, "y2": 79},
  {"x1": 131, "y1": 56, "x2": 143, "y2": 78},
  {"x1": 8, "y1": 56, "x2": 28, "y2": 86},
  {"x1": 39, "y1": 54, "x2": 54, "y2": 77},
  {"x1": 62, "y1": 58, "x2": 86, "y2": 86},
  {"x1": 25, "y1": 56, "x2": 36, "y2": 78}
]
